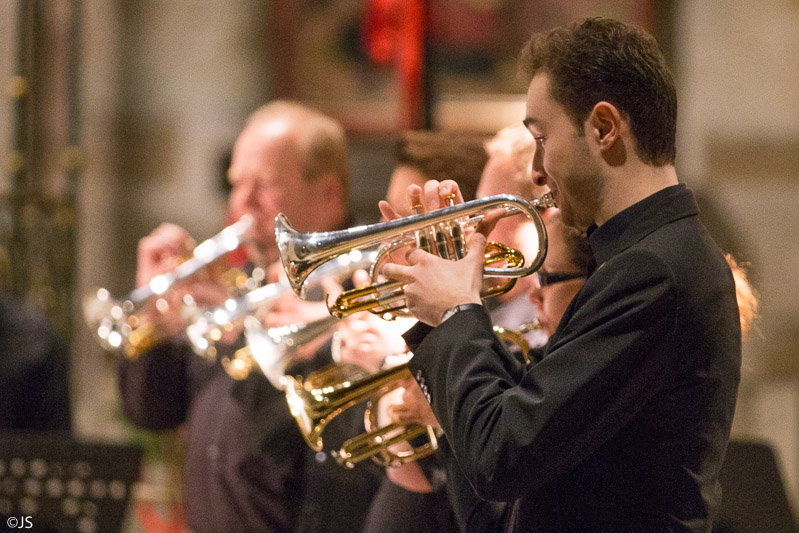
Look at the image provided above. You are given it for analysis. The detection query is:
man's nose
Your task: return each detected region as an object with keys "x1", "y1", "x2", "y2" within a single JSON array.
[{"x1": 531, "y1": 149, "x2": 547, "y2": 187}]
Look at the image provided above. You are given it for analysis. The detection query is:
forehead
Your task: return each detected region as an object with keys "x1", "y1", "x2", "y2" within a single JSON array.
[
  {"x1": 229, "y1": 122, "x2": 303, "y2": 177},
  {"x1": 524, "y1": 73, "x2": 559, "y2": 127}
]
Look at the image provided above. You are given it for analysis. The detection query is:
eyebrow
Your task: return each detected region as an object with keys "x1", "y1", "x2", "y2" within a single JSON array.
[{"x1": 522, "y1": 117, "x2": 539, "y2": 129}]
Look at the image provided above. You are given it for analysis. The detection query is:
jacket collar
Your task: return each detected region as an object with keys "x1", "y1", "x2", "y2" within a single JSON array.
[{"x1": 587, "y1": 184, "x2": 698, "y2": 266}]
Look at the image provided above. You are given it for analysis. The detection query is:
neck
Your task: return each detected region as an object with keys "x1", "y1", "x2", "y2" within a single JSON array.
[{"x1": 595, "y1": 161, "x2": 678, "y2": 226}]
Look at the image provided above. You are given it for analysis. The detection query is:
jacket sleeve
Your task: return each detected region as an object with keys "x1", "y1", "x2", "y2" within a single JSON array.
[
  {"x1": 406, "y1": 249, "x2": 679, "y2": 501},
  {"x1": 118, "y1": 341, "x2": 192, "y2": 430}
]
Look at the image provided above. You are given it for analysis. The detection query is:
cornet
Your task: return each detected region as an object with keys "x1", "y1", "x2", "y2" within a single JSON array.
[
  {"x1": 83, "y1": 215, "x2": 253, "y2": 357},
  {"x1": 278, "y1": 321, "x2": 540, "y2": 469},
  {"x1": 242, "y1": 313, "x2": 437, "y2": 466},
  {"x1": 276, "y1": 193, "x2": 555, "y2": 319},
  {"x1": 281, "y1": 363, "x2": 439, "y2": 468}
]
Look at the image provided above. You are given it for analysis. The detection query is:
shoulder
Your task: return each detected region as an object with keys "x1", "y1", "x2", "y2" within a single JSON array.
[{"x1": 586, "y1": 247, "x2": 677, "y2": 303}]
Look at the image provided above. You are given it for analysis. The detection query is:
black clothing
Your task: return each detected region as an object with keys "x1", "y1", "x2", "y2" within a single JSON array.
[
  {"x1": 120, "y1": 341, "x2": 305, "y2": 532},
  {"x1": 406, "y1": 185, "x2": 741, "y2": 532},
  {"x1": 0, "y1": 297, "x2": 71, "y2": 432},
  {"x1": 119, "y1": 337, "x2": 382, "y2": 532},
  {"x1": 362, "y1": 478, "x2": 458, "y2": 533}
]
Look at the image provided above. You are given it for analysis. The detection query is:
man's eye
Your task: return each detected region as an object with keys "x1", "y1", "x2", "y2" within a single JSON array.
[{"x1": 534, "y1": 136, "x2": 546, "y2": 147}]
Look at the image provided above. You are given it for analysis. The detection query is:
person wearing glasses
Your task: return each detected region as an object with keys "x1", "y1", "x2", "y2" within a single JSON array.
[
  {"x1": 381, "y1": 18, "x2": 741, "y2": 532},
  {"x1": 526, "y1": 209, "x2": 592, "y2": 342}
]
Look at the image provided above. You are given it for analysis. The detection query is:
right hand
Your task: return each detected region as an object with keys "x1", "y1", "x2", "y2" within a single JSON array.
[{"x1": 136, "y1": 223, "x2": 229, "y2": 337}]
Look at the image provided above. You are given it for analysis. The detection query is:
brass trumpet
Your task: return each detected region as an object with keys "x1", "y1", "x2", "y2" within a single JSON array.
[
  {"x1": 83, "y1": 215, "x2": 253, "y2": 357},
  {"x1": 276, "y1": 193, "x2": 555, "y2": 319},
  {"x1": 280, "y1": 321, "x2": 540, "y2": 468},
  {"x1": 280, "y1": 363, "x2": 438, "y2": 468}
]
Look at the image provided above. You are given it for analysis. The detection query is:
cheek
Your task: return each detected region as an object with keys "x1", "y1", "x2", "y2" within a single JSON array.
[
  {"x1": 228, "y1": 186, "x2": 245, "y2": 211},
  {"x1": 544, "y1": 289, "x2": 570, "y2": 322}
]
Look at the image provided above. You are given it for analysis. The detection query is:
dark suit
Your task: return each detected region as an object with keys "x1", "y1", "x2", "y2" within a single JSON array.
[{"x1": 405, "y1": 185, "x2": 741, "y2": 532}]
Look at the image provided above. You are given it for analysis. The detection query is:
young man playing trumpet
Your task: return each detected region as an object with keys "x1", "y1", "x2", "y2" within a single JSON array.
[{"x1": 380, "y1": 18, "x2": 741, "y2": 532}]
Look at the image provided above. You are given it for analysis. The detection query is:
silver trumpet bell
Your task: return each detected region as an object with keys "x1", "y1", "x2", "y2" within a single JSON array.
[
  {"x1": 243, "y1": 314, "x2": 340, "y2": 387},
  {"x1": 276, "y1": 193, "x2": 555, "y2": 317}
]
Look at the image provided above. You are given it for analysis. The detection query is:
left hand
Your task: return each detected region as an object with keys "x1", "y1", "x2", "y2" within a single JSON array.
[
  {"x1": 379, "y1": 179, "x2": 495, "y2": 326},
  {"x1": 388, "y1": 377, "x2": 440, "y2": 428},
  {"x1": 335, "y1": 312, "x2": 410, "y2": 373}
]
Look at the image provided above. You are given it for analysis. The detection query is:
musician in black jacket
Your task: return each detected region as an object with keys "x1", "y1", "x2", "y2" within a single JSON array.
[{"x1": 381, "y1": 18, "x2": 741, "y2": 532}]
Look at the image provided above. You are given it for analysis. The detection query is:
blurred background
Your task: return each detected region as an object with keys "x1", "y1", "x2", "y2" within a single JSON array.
[{"x1": 1, "y1": 0, "x2": 798, "y2": 530}]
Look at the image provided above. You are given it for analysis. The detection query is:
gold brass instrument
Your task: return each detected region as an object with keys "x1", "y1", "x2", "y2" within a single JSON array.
[
  {"x1": 274, "y1": 321, "x2": 541, "y2": 469},
  {"x1": 281, "y1": 363, "x2": 438, "y2": 468},
  {"x1": 493, "y1": 320, "x2": 542, "y2": 365},
  {"x1": 325, "y1": 321, "x2": 542, "y2": 468},
  {"x1": 83, "y1": 215, "x2": 253, "y2": 357},
  {"x1": 276, "y1": 193, "x2": 555, "y2": 320},
  {"x1": 330, "y1": 241, "x2": 524, "y2": 319}
]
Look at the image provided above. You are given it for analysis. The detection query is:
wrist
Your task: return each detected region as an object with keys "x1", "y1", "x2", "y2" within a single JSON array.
[{"x1": 440, "y1": 302, "x2": 483, "y2": 325}]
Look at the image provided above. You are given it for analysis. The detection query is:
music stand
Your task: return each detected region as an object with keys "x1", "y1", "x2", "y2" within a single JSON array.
[{"x1": 0, "y1": 431, "x2": 142, "y2": 533}]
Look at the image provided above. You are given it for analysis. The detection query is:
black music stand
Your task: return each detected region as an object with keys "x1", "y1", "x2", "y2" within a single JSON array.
[
  {"x1": 714, "y1": 439, "x2": 798, "y2": 533},
  {"x1": 0, "y1": 431, "x2": 142, "y2": 533}
]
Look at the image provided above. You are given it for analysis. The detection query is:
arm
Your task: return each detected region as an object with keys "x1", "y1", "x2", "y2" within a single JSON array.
[
  {"x1": 118, "y1": 341, "x2": 192, "y2": 430},
  {"x1": 406, "y1": 250, "x2": 679, "y2": 501},
  {"x1": 117, "y1": 222, "x2": 223, "y2": 430}
]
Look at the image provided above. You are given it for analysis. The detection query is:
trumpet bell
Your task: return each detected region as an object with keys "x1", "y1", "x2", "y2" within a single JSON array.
[
  {"x1": 281, "y1": 363, "x2": 375, "y2": 451},
  {"x1": 245, "y1": 315, "x2": 341, "y2": 387},
  {"x1": 280, "y1": 362, "x2": 439, "y2": 469}
]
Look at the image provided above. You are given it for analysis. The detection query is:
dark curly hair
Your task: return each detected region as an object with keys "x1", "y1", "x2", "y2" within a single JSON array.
[{"x1": 520, "y1": 18, "x2": 677, "y2": 167}]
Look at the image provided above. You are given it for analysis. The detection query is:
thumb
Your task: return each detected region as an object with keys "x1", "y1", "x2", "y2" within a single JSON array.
[
  {"x1": 475, "y1": 206, "x2": 505, "y2": 238},
  {"x1": 466, "y1": 232, "x2": 488, "y2": 262}
]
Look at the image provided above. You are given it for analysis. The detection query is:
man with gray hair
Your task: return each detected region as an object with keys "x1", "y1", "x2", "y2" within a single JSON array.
[{"x1": 119, "y1": 101, "x2": 361, "y2": 532}]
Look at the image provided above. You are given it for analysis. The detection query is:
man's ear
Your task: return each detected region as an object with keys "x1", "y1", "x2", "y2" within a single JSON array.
[
  {"x1": 587, "y1": 101, "x2": 623, "y2": 150},
  {"x1": 316, "y1": 171, "x2": 346, "y2": 213}
]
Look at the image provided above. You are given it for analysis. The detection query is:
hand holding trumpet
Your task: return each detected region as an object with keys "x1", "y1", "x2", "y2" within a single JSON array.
[
  {"x1": 378, "y1": 180, "x2": 504, "y2": 326},
  {"x1": 136, "y1": 222, "x2": 231, "y2": 338}
]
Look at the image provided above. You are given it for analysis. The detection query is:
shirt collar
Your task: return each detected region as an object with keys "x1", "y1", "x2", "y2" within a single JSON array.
[{"x1": 588, "y1": 184, "x2": 698, "y2": 266}]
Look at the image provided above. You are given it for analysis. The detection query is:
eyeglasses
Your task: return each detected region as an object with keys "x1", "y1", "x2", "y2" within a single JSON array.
[{"x1": 535, "y1": 271, "x2": 586, "y2": 288}]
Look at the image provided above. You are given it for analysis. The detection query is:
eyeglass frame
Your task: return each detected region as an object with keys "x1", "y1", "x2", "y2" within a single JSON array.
[{"x1": 535, "y1": 270, "x2": 586, "y2": 288}]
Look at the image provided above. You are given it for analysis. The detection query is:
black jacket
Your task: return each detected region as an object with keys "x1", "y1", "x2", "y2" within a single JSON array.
[
  {"x1": 119, "y1": 337, "x2": 383, "y2": 532},
  {"x1": 405, "y1": 185, "x2": 741, "y2": 532}
]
